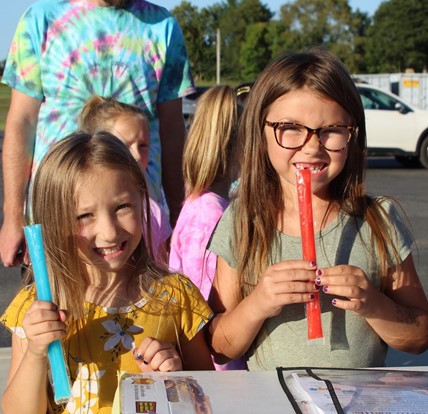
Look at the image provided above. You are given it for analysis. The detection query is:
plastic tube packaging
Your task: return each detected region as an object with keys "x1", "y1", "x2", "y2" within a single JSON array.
[
  {"x1": 24, "y1": 224, "x2": 73, "y2": 404},
  {"x1": 295, "y1": 169, "x2": 324, "y2": 341}
]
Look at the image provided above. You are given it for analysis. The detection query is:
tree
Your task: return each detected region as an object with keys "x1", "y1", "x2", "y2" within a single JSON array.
[
  {"x1": 218, "y1": 0, "x2": 273, "y2": 80},
  {"x1": 365, "y1": 0, "x2": 428, "y2": 73},
  {"x1": 277, "y1": 0, "x2": 366, "y2": 72},
  {"x1": 239, "y1": 22, "x2": 271, "y2": 81},
  {"x1": 171, "y1": 2, "x2": 207, "y2": 81}
]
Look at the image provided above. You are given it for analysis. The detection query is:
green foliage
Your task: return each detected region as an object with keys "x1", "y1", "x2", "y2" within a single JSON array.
[
  {"x1": 173, "y1": 0, "x2": 367, "y2": 81},
  {"x1": 239, "y1": 23, "x2": 271, "y2": 81},
  {"x1": 365, "y1": 0, "x2": 428, "y2": 72},
  {"x1": 278, "y1": 0, "x2": 368, "y2": 72}
]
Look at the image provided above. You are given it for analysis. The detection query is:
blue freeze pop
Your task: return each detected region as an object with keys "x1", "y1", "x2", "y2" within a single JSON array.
[{"x1": 24, "y1": 224, "x2": 72, "y2": 404}]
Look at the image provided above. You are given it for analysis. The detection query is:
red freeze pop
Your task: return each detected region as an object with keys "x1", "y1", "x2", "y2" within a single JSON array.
[{"x1": 296, "y1": 169, "x2": 324, "y2": 340}]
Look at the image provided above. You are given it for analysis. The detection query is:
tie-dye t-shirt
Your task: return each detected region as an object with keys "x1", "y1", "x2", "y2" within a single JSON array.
[{"x1": 2, "y1": 0, "x2": 195, "y2": 206}]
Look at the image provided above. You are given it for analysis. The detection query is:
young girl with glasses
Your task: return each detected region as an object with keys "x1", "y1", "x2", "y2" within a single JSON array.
[
  {"x1": 207, "y1": 47, "x2": 428, "y2": 370},
  {"x1": 1, "y1": 132, "x2": 213, "y2": 413}
]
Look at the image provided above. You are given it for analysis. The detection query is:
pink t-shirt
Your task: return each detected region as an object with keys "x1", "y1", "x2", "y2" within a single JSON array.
[
  {"x1": 169, "y1": 191, "x2": 247, "y2": 371},
  {"x1": 169, "y1": 192, "x2": 227, "y2": 300},
  {"x1": 143, "y1": 198, "x2": 171, "y2": 260}
]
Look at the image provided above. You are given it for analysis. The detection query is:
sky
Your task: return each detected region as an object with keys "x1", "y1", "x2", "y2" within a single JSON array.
[{"x1": 0, "y1": 0, "x2": 384, "y2": 60}]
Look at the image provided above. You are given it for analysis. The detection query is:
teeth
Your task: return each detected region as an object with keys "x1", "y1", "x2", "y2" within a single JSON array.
[
  {"x1": 295, "y1": 164, "x2": 324, "y2": 172},
  {"x1": 97, "y1": 245, "x2": 121, "y2": 255}
]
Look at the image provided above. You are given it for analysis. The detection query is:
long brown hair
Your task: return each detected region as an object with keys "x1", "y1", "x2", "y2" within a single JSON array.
[{"x1": 234, "y1": 47, "x2": 400, "y2": 297}]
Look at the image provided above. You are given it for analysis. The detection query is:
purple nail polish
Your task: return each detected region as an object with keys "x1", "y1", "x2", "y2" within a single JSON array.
[
  {"x1": 316, "y1": 269, "x2": 322, "y2": 276},
  {"x1": 323, "y1": 285, "x2": 329, "y2": 293},
  {"x1": 315, "y1": 277, "x2": 321, "y2": 286},
  {"x1": 332, "y1": 299, "x2": 337, "y2": 306},
  {"x1": 310, "y1": 294, "x2": 315, "y2": 300},
  {"x1": 310, "y1": 261, "x2": 317, "y2": 267}
]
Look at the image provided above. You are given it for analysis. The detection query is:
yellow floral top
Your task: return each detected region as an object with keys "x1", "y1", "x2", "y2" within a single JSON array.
[{"x1": 1, "y1": 274, "x2": 213, "y2": 413}]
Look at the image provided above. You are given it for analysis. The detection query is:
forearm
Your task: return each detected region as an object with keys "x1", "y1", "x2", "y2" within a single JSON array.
[
  {"x1": 158, "y1": 99, "x2": 186, "y2": 227},
  {"x1": 366, "y1": 293, "x2": 428, "y2": 354},
  {"x1": 2, "y1": 351, "x2": 49, "y2": 414},
  {"x1": 2, "y1": 91, "x2": 38, "y2": 222},
  {"x1": 208, "y1": 294, "x2": 266, "y2": 363},
  {"x1": 2, "y1": 126, "x2": 34, "y2": 223},
  {"x1": 161, "y1": 133, "x2": 185, "y2": 227}
]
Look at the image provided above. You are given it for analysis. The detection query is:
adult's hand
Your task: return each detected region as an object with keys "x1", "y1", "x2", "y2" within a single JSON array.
[
  {"x1": 0, "y1": 89, "x2": 41, "y2": 266},
  {"x1": 0, "y1": 221, "x2": 26, "y2": 266}
]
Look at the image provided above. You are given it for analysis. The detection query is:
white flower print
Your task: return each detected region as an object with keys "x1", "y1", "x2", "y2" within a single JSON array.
[
  {"x1": 66, "y1": 394, "x2": 97, "y2": 414},
  {"x1": 11, "y1": 326, "x2": 26, "y2": 339},
  {"x1": 66, "y1": 365, "x2": 105, "y2": 413},
  {"x1": 101, "y1": 319, "x2": 143, "y2": 351}
]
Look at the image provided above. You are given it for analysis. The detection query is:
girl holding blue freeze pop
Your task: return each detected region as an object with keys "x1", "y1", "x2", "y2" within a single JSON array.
[{"x1": 1, "y1": 131, "x2": 214, "y2": 413}]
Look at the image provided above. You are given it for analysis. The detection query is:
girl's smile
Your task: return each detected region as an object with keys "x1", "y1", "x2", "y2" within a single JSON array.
[
  {"x1": 94, "y1": 241, "x2": 127, "y2": 259},
  {"x1": 76, "y1": 166, "x2": 143, "y2": 278}
]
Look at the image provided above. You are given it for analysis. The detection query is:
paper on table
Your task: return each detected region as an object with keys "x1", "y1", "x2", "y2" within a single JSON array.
[
  {"x1": 281, "y1": 368, "x2": 428, "y2": 414},
  {"x1": 296, "y1": 169, "x2": 324, "y2": 340},
  {"x1": 24, "y1": 224, "x2": 72, "y2": 404},
  {"x1": 116, "y1": 373, "x2": 212, "y2": 414}
]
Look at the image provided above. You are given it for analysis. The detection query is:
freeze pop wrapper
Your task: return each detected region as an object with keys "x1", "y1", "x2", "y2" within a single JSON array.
[
  {"x1": 24, "y1": 224, "x2": 72, "y2": 404},
  {"x1": 295, "y1": 169, "x2": 324, "y2": 341}
]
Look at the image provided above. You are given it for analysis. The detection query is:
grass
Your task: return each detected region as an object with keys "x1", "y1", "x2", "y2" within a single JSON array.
[{"x1": 0, "y1": 84, "x2": 11, "y2": 132}]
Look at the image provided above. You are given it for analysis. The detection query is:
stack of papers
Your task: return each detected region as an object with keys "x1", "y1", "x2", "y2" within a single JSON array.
[{"x1": 277, "y1": 367, "x2": 428, "y2": 414}]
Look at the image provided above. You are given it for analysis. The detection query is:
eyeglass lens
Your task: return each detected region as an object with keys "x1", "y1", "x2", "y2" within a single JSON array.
[{"x1": 275, "y1": 123, "x2": 351, "y2": 151}]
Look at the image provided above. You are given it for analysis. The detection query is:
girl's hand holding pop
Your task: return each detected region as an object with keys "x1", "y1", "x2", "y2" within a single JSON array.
[
  {"x1": 133, "y1": 337, "x2": 182, "y2": 372},
  {"x1": 251, "y1": 260, "x2": 319, "y2": 319},
  {"x1": 22, "y1": 301, "x2": 67, "y2": 360},
  {"x1": 316, "y1": 264, "x2": 381, "y2": 316}
]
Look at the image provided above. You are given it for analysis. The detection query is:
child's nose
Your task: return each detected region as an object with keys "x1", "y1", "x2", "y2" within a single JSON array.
[
  {"x1": 302, "y1": 131, "x2": 322, "y2": 153},
  {"x1": 98, "y1": 216, "x2": 120, "y2": 241}
]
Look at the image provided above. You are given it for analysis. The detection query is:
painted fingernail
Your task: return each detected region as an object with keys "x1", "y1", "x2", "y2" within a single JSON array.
[
  {"x1": 136, "y1": 353, "x2": 143, "y2": 360},
  {"x1": 315, "y1": 277, "x2": 322, "y2": 286},
  {"x1": 310, "y1": 261, "x2": 317, "y2": 267},
  {"x1": 332, "y1": 299, "x2": 337, "y2": 306},
  {"x1": 316, "y1": 269, "x2": 322, "y2": 276},
  {"x1": 314, "y1": 284, "x2": 320, "y2": 291},
  {"x1": 323, "y1": 285, "x2": 329, "y2": 293},
  {"x1": 143, "y1": 359, "x2": 149, "y2": 365},
  {"x1": 309, "y1": 294, "x2": 315, "y2": 300}
]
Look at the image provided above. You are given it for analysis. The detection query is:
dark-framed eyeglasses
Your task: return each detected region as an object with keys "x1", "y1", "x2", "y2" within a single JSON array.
[{"x1": 264, "y1": 121, "x2": 356, "y2": 152}]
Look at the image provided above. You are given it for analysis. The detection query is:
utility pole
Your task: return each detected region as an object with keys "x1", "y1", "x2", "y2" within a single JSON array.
[{"x1": 216, "y1": 28, "x2": 221, "y2": 85}]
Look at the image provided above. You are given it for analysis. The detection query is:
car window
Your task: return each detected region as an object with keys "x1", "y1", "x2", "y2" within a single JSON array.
[{"x1": 358, "y1": 87, "x2": 411, "y2": 112}]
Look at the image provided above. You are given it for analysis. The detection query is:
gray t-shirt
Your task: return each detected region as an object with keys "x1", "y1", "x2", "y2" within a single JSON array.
[{"x1": 208, "y1": 200, "x2": 413, "y2": 370}]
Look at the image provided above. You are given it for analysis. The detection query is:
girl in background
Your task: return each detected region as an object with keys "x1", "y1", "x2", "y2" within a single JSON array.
[
  {"x1": 169, "y1": 85, "x2": 246, "y2": 370},
  {"x1": 207, "y1": 48, "x2": 428, "y2": 371},
  {"x1": 80, "y1": 96, "x2": 171, "y2": 262},
  {"x1": 1, "y1": 132, "x2": 213, "y2": 414}
]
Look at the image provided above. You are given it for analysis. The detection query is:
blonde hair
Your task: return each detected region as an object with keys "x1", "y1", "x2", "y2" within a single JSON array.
[
  {"x1": 80, "y1": 95, "x2": 149, "y2": 133},
  {"x1": 183, "y1": 85, "x2": 239, "y2": 199},
  {"x1": 26, "y1": 131, "x2": 165, "y2": 326}
]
